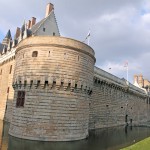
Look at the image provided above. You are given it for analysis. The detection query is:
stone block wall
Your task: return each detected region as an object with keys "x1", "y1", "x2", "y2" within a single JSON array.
[
  {"x1": 10, "y1": 90, "x2": 89, "y2": 141},
  {"x1": 0, "y1": 36, "x2": 150, "y2": 142},
  {"x1": 89, "y1": 67, "x2": 149, "y2": 130},
  {"x1": 9, "y1": 36, "x2": 95, "y2": 141},
  {"x1": 0, "y1": 56, "x2": 15, "y2": 121}
]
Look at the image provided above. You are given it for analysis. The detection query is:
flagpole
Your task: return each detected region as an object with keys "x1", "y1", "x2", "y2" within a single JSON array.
[
  {"x1": 127, "y1": 65, "x2": 128, "y2": 84},
  {"x1": 83, "y1": 29, "x2": 90, "y2": 45},
  {"x1": 87, "y1": 35, "x2": 90, "y2": 45}
]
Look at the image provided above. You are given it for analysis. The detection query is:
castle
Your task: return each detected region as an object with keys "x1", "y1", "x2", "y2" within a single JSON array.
[
  {"x1": 0, "y1": 3, "x2": 150, "y2": 141},
  {"x1": 134, "y1": 74, "x2": 150, "y2": 89}
]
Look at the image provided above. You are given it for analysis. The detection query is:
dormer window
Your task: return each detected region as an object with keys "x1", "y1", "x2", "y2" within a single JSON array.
[{"x1": 43, "y1": 28, "x2": 46, "y2": 32}]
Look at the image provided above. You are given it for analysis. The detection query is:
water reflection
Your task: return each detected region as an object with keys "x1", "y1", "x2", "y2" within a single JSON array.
[{"x1": 1, "y1": 120, "x2": 150, "y2": 150}]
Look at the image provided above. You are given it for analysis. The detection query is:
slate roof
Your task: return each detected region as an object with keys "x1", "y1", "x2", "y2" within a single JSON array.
[
  {"x1": 31, "y1": 18, "x2": 46, "y2": 34},
  {"x1": 5, "y1": 30, "x2": 12, "y2": 40}
]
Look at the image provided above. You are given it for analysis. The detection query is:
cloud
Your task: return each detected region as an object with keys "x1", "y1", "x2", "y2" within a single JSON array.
[{"x1": 0, "y1": 0, "x2": 150, "y2": 83}]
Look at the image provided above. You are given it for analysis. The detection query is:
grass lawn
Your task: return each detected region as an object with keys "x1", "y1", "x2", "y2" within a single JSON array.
[{"x1": 121, "y1": 137, "x2": 150, "y2": 150}]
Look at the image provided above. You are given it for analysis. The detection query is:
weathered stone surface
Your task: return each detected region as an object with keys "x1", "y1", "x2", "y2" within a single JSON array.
[
  {"x1": 0, "y1": 37, "x2": 150, "y2": 142},
  {"x1": 90, "y1": 67, "x2": 149, "y2": 130},
  {"x1": 9, "y1": 36, "x2": 95, "y2": 141},
  {"x1": 0, "y1": 55, "x2": 15, "y2": 122}
]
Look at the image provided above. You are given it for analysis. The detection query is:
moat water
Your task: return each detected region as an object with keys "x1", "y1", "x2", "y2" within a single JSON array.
[{"x1": 1, "y1": 121, "x2": 150, "y2": 150}]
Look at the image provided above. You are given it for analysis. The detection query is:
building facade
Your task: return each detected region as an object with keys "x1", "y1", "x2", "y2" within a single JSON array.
[
  {"x1": 0, "y1": 3, "x2": 150, "y2": 141},
  {"x1": 134, "y1": 74, "x2": 150, "y2": 89}
]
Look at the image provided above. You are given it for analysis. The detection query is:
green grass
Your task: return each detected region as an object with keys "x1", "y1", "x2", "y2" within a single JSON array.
[{"x1": 121, "y1": 137, "x2": 150, "y2": 150}]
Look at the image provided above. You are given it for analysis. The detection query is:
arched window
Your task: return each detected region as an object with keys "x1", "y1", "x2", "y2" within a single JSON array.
[{"x1": 32, "y1": 51, "x2": 38, "y2": 57}]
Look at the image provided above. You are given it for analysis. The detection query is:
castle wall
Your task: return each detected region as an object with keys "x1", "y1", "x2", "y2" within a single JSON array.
[
  {"x1": 89, "y1": 67, "x2": 149, "y2": 129},
  {"x1": 0, "y1": 53, "x2": 15, "y2": 121},
  {"x1": 9, "y1": 36, "x2": 95, "y2": 141}
]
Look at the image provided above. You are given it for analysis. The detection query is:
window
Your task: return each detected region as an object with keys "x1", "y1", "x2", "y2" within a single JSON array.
[
  {"x1": 32, "y1": 51, "x2": 38, "y2": 57},
  {"x1": 43, "y1": 28, "x2": 46, "y2": 32},
  {"x1": 9, "y1": 65, "x2": 12, "y2": 74},
  {"x1": 30, "y1": 80, "x2": 33, "y2": 88},
  {"x1": 7, "y1": 87, "x2": 9, "y2": 93},
  {"x1": 37, "y1": 80, "x2": 40, "y2": 88},
  {"x1": 75, "y1": 84, "x2": 77, "y2": 89},
  {"x1": 16, "y1": 91, "x2": 25, "y2": 107},
  {"x1": 44, "y1": 81, "x2": 48, "y2": 88}
]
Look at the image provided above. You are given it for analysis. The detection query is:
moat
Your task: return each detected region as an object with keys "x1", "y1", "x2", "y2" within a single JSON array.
[{"x1": 1, "y1": 121, "x2": 150, "y2": 150}]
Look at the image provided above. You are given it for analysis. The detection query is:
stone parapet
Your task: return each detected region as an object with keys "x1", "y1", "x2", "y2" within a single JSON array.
[
  {"x1": 94, "y1": 66, "x2": 147, "y2": 97},
  {"x1": 89, "y1": 66, "x2": 149, "y2": 130}
]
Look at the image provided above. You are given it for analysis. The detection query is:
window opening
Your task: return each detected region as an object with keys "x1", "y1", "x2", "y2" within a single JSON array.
[
  {"x1": 7, "y1": 87, "x2": 9, "y2": 93},
  {"x1": 75, "y1": 84, "x2": 77, "y2": 89},
  {"x1": 9, "y1": 65, "x2": 12, "y2": 74},
  {"x1": 44, "y1": 81, "x2": 48, "y2": 88},
  {"x1": 30, "y1": 80, "x2": 33, "y2": 88},
  {"x1": 32, "y1": 51, "x2": 38, "y2": 57},
  {"x1": 37, "y1": 80, "x2": 40, "y2": 88},
  {"x1": 16, "y1": 91, "x2": 25, "y2": 107}
]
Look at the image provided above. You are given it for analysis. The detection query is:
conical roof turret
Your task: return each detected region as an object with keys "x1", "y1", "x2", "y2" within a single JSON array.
[
  {"x1": 5, "y1": 29, "x2": 12, "y2": 40},
  {"x1": 2, "y1": 29, "x2": 12, "y2": 45}
]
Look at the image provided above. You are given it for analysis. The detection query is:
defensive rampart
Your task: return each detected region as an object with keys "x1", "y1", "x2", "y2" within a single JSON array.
[
  {"x1": 89, "y1": 67, "x2": 149, "y2": 129},
  {"x1": 0, "y1": 36, "x2": 149, "y2": 142},
  {"x1": 9, "y1": 36, "x2": 95, "y2": 141}
]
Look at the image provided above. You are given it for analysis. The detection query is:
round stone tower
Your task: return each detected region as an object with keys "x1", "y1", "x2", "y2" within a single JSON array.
[{"x1": 9, "y1": 36, "x2": 96, "y2": 141}]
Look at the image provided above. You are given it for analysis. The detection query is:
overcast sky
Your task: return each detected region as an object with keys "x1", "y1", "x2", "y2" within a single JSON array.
[{"x1": 0, "y1": 0, "x2": 150, "y2": 83}]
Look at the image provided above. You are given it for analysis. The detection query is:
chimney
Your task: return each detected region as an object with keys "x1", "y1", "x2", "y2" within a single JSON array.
[
  {"x1": 31, "y1": 17, "x2": 36, "y2": 28},
  {"x1": 15, "y1": 27, "x2": 20, "y2": 39},
  {"x1": 138, "y1": 74, "x2": 144, "y2": 88},
  {"x1": 45, "y1": 3, "x2": 54, "y2": 18},
  {"x1": 133, "y1": 75, "x2": 138, "y2": 83},
  {"x1": 27, "y1": 20, "x2": 31, "y2": 29}
]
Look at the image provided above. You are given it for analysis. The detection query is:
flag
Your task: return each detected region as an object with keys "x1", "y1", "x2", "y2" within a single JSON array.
[
  {"x1": 124, "y1": 61, "x2": 128, "y2": 67},
  {"x1": 85, "y1": 30, "x2": 90, "y2": 40},
  {"x1": 83, "y1": 30, "x2": 91, "y2": 45}
]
